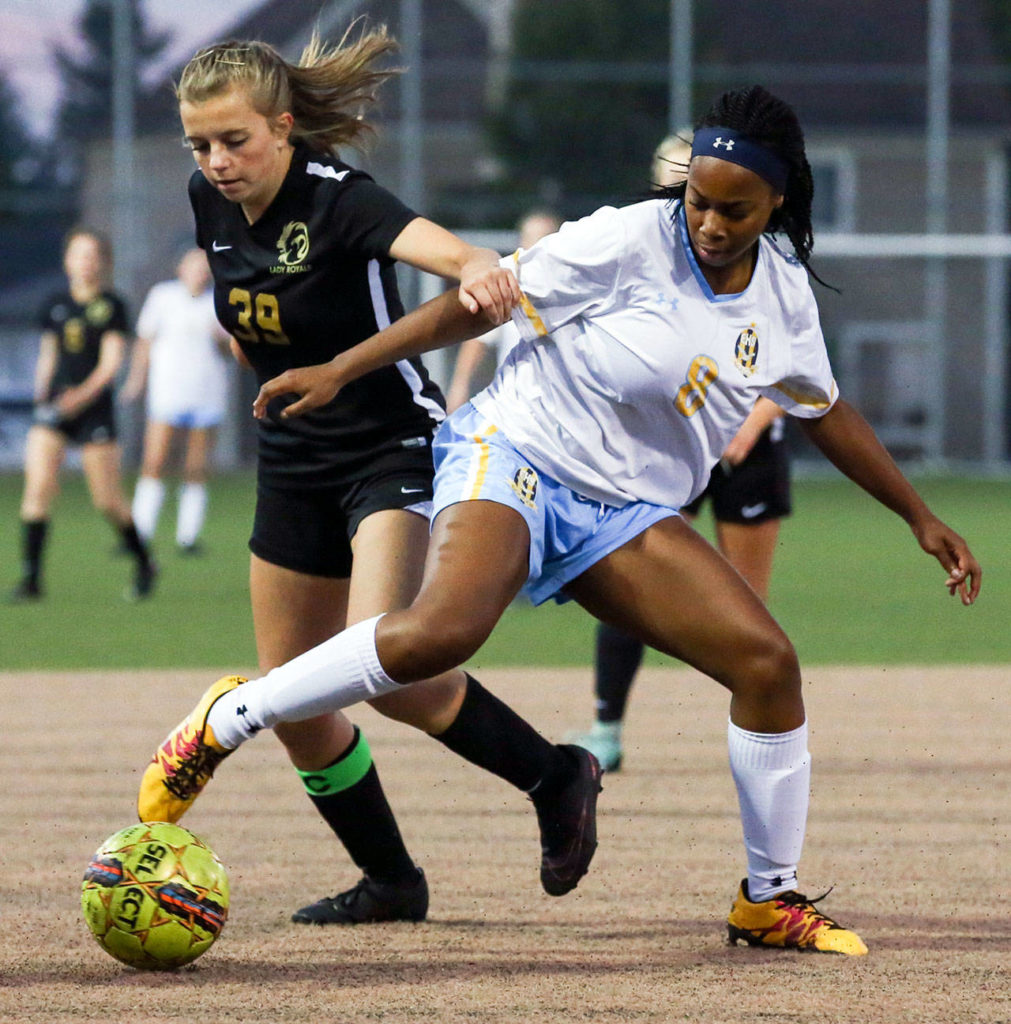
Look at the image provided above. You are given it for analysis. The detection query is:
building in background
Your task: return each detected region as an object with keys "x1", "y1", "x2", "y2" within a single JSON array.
[{"x1": 2, "y1": 0, "x2": 1010, "y2": 468}]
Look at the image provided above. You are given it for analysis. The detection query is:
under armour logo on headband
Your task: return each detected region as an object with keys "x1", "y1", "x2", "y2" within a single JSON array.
[{"x1": 691, "y1": 126, "x2": 789, "y2": 193}]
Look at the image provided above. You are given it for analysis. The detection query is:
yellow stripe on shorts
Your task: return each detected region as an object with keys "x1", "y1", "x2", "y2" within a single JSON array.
[{"x1": 466, "y1": 422, "x2": 499, "y2": 500}]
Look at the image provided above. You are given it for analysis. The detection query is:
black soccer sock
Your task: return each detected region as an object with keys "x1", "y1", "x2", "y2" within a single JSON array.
[
  {"x1": 434, "y1": 674, "x2": 574, "y2": 796},
  {"x1": 118, "y1": 521, "x2": 153, "y2": 568},
  {"x1": 594, "y1": 622, "x2": 645, "y2": 723},
  {"x1": 21, "y1": 518, "x2": 48, "y2": 585},
  {"x1": 297, "y1": 726, "x2": 420, "y2": 887}
]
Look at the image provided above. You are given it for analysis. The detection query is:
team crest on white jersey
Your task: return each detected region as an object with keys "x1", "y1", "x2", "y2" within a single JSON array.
[
  {"x1": 276, "y1": 221, "x2": 310, "y2": 268},
  {"x1": 509, "y1": 466, "x2": 539, "y2": 509},
  {"x1": 734, "y1": 325, "x2": 759, "y2": 377}
]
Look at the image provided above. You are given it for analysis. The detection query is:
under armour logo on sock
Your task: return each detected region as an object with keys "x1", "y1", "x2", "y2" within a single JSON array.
[{"x1": 235, "y1": 704, "x2": 261, "y2": 735}]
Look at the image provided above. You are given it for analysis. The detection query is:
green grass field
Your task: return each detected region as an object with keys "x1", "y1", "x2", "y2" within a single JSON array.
[{"x1": 0, "y1": 470, "x2": 1006, "y2": 669}]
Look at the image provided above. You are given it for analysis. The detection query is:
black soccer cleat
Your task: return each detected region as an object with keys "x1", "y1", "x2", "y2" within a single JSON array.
[
  {"x1": 128, "y1": 558, "x2": 159, "y2": 601},
  {"x1": 291, "y1": 870, "x2": 429, "y2": 926},
  {"x1": 8, "y1": 578, "x2": 43, "y2": 603},
  {"x1": 533, "y1": 744, "x2": 603, "y2": 896}
]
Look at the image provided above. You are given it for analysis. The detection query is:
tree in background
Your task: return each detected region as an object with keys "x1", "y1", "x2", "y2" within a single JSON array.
[
  {"x1": 486, "y1": 0, "x2": 672, "y2": 218},
  {"x1": 0, "y1": 61, "x2": 38, "y2": 192},
  {"x1": 53, "y1": 0, "x2": 170, "y2": 144}
]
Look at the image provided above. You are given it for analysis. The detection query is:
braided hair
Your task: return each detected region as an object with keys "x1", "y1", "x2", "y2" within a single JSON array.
[{"x1": 665, "y1": 84, "x2": 833, "y2": 288}]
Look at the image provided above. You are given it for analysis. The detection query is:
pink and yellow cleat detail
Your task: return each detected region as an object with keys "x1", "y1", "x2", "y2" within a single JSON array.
[
  {"x1": 727, "y1": 880, "x2": 868, "y2": 956},
  {"x1": 137, "y1": 675, "x2": 246, "y2": 824}
]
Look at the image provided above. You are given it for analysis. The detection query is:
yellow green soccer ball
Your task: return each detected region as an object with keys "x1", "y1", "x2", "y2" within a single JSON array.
[{"x1": 81, "y1": 822, "x2": 229, "y2": 970}]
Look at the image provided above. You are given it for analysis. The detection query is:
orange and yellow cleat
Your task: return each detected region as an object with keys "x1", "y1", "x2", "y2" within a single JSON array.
[
  {"x1": 727, "y1": 880, "x2": 868, "y2": 955},
  {"x1": 137, "y1": 675, "x2": 246, "y2": 824}
]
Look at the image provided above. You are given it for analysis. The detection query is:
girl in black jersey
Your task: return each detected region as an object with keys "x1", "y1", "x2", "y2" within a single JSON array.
[
  {"x1": 11, "y1": 227, "x2": 156, "y2": 603},
  {"x1": 138, "y1": 27, "x2": 601, "y2": 923}
]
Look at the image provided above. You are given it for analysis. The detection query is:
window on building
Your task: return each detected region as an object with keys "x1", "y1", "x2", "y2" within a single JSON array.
[{"x1": 807, "y1": 146, "x2": 857, "y2": 233}]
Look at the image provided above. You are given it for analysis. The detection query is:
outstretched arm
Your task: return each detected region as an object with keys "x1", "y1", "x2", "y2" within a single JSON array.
[
  {"x1": 388, "y1": 217, "x2": 521, "y2": 324},
  {"x1": 252, "y1": 289, "x2": 495, "y2": 420},
  {"x1": 799, "y1": 398, "x2": 981, "y2": 605}
]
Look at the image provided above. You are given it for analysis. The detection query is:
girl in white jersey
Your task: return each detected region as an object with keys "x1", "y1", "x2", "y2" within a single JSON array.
[
  {"x1": 124, "y1": 248, "x2": 230, "y2": 553},
  {"x1": 148, "y1": 86, "x2": 981, "y2": 955}
]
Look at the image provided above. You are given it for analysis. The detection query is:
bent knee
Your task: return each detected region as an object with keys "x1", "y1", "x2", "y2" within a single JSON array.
[
  {"x1": 736, "y1": 630, "x2": 800, "y2": 698},
  {"x1": 380, "y1": 609, "x2": 492, "y2": 683}
]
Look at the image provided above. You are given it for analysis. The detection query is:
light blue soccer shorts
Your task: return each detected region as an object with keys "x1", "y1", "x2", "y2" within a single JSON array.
[
  {"x1": 149, "y1": 407, "x2": 224, "y2": 430},
  {"x1": 432, "y1": 403, "x2": 680, "y2": 606}
]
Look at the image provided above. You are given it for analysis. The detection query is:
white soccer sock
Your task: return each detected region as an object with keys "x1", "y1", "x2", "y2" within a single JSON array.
[
  {"x1": 131, "y1": 476, "x2": 165, "y2": 541},
  {"x1": 728, "y1": 718, "x2": 810, "y2": 903},
  {"x1": 206, "y1": 615, "x2": 403, "y2": 749},
  {"x1": 176, "y1": 482, "x2": 207, "y2": 547}
]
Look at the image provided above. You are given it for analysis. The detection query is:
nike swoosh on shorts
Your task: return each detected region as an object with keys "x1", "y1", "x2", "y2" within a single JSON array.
[{"x1": 740, "y1": 503, "x2": 768, "y2": 519}]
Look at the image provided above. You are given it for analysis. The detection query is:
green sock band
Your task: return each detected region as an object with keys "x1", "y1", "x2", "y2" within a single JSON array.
[{"x1": 297, "y1": 728, "x2": 373, "y2": 797}]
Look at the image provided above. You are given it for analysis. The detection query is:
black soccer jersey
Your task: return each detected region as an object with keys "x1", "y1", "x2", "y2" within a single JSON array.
[
  {"x1": 189, "y1": 142, "x2": 446, "y2": 485},
  {"x1": 38, "y1": 290, "x2": 128, "y2": 399}
]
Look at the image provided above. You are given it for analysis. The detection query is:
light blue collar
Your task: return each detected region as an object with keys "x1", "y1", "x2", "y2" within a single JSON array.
[{"x1": 674, "y1": 201, "x2": 756, "y2": 304}]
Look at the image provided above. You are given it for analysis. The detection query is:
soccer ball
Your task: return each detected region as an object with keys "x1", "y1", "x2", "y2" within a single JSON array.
[{"x1": 81, "y1": 822, "x2": 229, "y2": 970}]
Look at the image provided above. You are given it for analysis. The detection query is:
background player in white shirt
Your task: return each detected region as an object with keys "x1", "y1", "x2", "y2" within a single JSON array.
[
  {"x1": 445, "y1": 210, "x2": 562, "y2": 413},
  {"x1": 125, "y1": 248, "x2": 231, "y2": 553},
  {"x1": 147, "y1": 85, "x2": 981, "y2": 955},
  {"x1": 569, "y1": 132, "x2": 792, "y2": 772}
]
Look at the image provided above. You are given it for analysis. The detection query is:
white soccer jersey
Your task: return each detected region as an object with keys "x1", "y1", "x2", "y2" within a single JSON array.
[
  {"x1": 478, "y1": 321, "x2": 522, "y2": 367},
  {"x1": 136, "y1": 280, "x2": 230, "y2": 422},
  {"x1": 471, "y1": 200, "x2": 837, "y2": 509}
]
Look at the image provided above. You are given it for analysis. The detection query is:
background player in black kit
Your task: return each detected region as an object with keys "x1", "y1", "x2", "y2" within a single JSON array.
[
  {"x1": 137, "y1": 26, "x2": 602, "y2": 923},
  {"x1": 11, "y1": 227, "x2": 157, "y2": 603}
]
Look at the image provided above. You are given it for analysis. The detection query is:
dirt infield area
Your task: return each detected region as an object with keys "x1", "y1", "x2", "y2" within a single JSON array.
[{"x1": 1, "y1": 665, "x2": 1006, "y2": 1023}]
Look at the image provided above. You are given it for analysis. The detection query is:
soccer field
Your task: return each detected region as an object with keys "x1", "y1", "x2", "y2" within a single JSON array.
[
  {"x1": 2, "y1": 471, "x2": 1006, "y2": 1021},
  {"x1": 1, "y1": 470, "x2": 1007, "y2": 669},
  {"x1": 1, "y1": 663, "x2": 1005, "y2": 1022}
]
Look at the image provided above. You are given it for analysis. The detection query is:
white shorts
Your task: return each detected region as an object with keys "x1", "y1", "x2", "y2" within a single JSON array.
[{"x1": 432, "y1": 403, "x2": 679, "y2": 605}]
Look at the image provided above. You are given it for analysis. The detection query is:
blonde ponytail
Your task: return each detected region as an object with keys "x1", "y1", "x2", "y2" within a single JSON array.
[{"x1": 177, "y1": 21, "x2": 400, "y2": 153}]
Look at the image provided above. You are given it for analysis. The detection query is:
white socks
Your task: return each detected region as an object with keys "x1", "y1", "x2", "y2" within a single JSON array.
[
  {"x1": 132, "y1": 476, "x2": 165, "y2": 541},
  {"x1": 176, "y1": 482, "x2": 207, "y2": 548},
  {"x1": 132, "y1": 478, "x2": 207, "y2": 547},
  {"x1": 728, "y1": 719, "x2": 810, "y2": 902},
  {"x1": 206, "y1": 615, "x2": 402, "y2": 749}
]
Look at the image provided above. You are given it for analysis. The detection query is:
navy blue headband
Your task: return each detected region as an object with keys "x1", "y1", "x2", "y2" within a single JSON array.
[{"x1": 690, "y1": 126, "x2": 789, "y2": 193}]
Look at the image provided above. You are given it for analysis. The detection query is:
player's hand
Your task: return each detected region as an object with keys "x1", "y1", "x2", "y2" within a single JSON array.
[
  {"x1": 55, "y1": 389, "x2": 87, "y2": 420},
  {"x1": 457, "y1": 255, "x2": 521, "y2": 325},
  {"x1": 33, "y1": 401, "x2": 61, "y2": 427},
  {"x1": 252, "y1": 363, "x2": 343, "y2": 420},
  {"x1": 910, "y1": 513, "x2": 982, "y2": 606}
]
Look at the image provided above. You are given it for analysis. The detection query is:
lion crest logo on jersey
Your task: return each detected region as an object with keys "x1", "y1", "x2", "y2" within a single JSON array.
[
  {"x1": 734, "y1": 325, "x2": 759, "y2": 377},
  {"x1": 277, "y1": 221, "x2": 310, "y2": 266},
  {"x1": 509, "y1": 467, "x2": 539, "y2": 509},
  {"x1": 84, "y1": 297, "x2": 113, "y2": 327}
]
